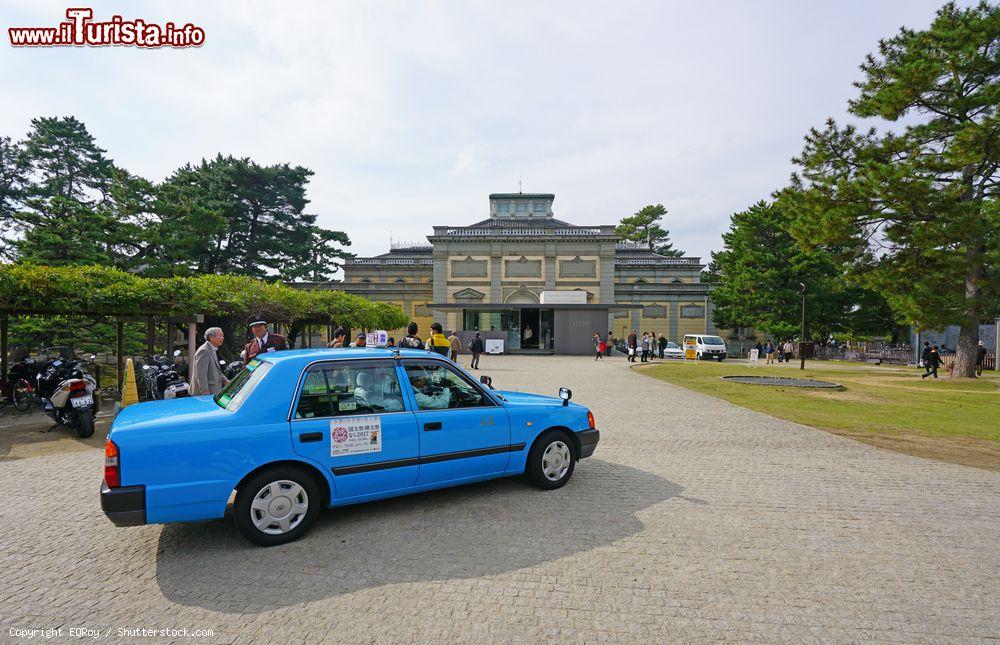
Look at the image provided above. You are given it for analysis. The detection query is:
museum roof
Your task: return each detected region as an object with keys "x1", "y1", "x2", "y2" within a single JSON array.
[{"x1": 489, "y1": 193, "x2": 555, "y2": 200}]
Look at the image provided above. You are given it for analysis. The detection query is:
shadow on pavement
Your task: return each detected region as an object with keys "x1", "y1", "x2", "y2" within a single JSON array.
[
  {"x1": 154, "y1": 459, "x2": 682, "y2": 613},
  {"x1": 0, "y1": 410, "x2": 110, "y2": 461}
]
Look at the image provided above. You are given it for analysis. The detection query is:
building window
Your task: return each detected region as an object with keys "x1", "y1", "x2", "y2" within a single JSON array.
[
  {"x1": 558, "y1": 256, "x2": 597, "y2": 278},
  {"x1": 680, "y1": 304, "x2": 705, "y2": 318},
  {"x1": 515, "y1": 202, "x2": 529, "y2": 214},
  {"x1": 671, "y1": 278, "x2": 684, "y2": 284},
  {"x1": 532, "y1": 203, "x2": 547, "y2": 214},
  {"x1": 360, "y1": 278, "x2": 372, "y2": 283},
  {"x1": 395, "y1": 278, "x2": 406, "y2": 283},
  {"x1": 496, "y1": 202, "x2": 510, "y2": 214}
]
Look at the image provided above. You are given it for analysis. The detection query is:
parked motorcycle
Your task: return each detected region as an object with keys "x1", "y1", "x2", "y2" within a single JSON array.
[
  {"x1": 1, "y1": 348, "x2": 39, "y2": 412},
  {"x1": 141, "y1": 349, "x2": 190, "y2": 401},
  {"x1": 35, "y1": 347, "x2": 100, "y2": 438}
]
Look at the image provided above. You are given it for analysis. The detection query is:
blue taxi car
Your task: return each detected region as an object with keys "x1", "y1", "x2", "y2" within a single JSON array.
[{"x1": 101, "y1": 348, "x2": 599, "y2": 545}]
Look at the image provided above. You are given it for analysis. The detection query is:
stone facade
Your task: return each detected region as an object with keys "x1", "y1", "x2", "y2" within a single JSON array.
[{"x1": 305, "y1": 192, "x2": 715, "y2": 344}]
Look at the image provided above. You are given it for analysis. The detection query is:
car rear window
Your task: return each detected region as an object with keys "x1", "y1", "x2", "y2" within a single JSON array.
[{"x1": 214, "y1": 359, "x2": 272, "y2": 411}]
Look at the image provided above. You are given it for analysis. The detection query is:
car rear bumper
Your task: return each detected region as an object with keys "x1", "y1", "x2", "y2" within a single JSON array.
[
  {"x1": 101, "y1": 481, "x2": 146, "y2": 526},
  {"x1": 578, "y1": 429, "x2": 599, "y2": 459}
]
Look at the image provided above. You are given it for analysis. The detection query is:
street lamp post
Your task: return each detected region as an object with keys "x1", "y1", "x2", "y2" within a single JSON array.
[{"x1": 799, "y1": 283, "x2": 807, "y2": 371}]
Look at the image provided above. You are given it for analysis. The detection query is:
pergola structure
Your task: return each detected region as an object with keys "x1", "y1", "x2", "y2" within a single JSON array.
[{"x1": 0, "y1": 307, "x2": 203, "y2": 391}]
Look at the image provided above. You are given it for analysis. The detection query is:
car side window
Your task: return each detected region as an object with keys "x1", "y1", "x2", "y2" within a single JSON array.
[
  {"x1": 294, "y1": 362, "x2": 405, "y2": 419},
  {"x1": 403, "y1": 362, "x2": 493, "y2": 411}
]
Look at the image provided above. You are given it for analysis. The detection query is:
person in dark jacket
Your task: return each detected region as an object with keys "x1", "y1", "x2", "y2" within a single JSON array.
[
  {"x1": 920, "y1": 340, "x2": 931, "y2": 369},
  {"x1": 922, "y1": 345, "x2": 942, "y2": 379},
  {"x1": 976, "y1": 341, "x2": 987, "y2": 376},
  {"x1": 658, "y1": 334, "x2": 667, "y2": 359},
  {"x1": 469, "y1": 332, "x2": 485, "y2": 369},
  {"x1": 627, "y1": 330, "x2": 638, "y2": 363},
  {"x1": 399, "y1": 322, "x2": 423, "y2": 349}
]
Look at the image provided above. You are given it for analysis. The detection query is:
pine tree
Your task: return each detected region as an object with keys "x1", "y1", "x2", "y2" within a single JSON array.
[
  {"x1": 615, "y1": 204, "x2": 684, "y2": 257},
  {"x1": 780, "y1": 1, "x2": 1000, "y2": 377}
]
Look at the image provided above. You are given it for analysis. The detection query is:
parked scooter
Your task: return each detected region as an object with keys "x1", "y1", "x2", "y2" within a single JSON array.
[
  {"x1": 35, "y1": 347, "x2": 100, "y2": 438},
  {"x1": 141, "y1": 349, "x2": 190, "y2": 401}
]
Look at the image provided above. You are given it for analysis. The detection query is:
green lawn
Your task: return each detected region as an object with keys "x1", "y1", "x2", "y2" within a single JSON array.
[{"x1": 639, "y1": 360, "x2": 1000, "y2": 443}]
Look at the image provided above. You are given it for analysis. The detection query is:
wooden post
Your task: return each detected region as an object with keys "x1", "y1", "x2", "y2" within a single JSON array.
[
  {"x1": 116, "y1": 320, "x2": 124, "y2": 392},
  {"x1": 146, "y1": 318, "x2": 155, "y2": 359},
  {"x1": 188, "y1": 321, "x2": 197, "y2": 383},
  {"x1": 0, "y1": 312, "x2": 8, "y2": 383}
]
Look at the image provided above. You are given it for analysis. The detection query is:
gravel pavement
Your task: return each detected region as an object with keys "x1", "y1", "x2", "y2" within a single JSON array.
[{"x1": 0, "y1": 355, "x2": 997, "y2": 643}]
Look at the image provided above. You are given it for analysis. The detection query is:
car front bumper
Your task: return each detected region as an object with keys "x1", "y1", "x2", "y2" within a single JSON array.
[
  {"x1": 578, "y1": 429, "x2": 599, "y2": 459},
  {"x1": 100, "y1": 481, "x2": 146, "y2": 526}
]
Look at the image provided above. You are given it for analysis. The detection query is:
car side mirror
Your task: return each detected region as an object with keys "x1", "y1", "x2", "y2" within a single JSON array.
[
  {"x1": 559, "y1": 387, "x2": 572, "y2": 406},
  {"x1": 479, "y1": 375, "x2": 493, "y2": 389}
]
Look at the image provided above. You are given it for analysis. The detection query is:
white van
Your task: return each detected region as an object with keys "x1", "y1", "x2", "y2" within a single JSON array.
[{"x1": 683, "y1": 334, "x2": 728, "y2": 361}]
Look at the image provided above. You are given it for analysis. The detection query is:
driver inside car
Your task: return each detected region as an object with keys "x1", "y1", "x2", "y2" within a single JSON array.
[{"x1": 407, "y1": 373, "x2": 451, "y2": 409}]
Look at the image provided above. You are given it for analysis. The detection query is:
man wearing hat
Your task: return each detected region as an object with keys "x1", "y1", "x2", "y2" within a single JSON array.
[{"x1": 243, "y1": 318, "x2": 289, "y2": 365}]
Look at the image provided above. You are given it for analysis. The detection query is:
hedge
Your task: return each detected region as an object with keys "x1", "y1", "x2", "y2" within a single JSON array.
[{"x1": 0, "y1": 264, "x2": 409, "y2": 331}]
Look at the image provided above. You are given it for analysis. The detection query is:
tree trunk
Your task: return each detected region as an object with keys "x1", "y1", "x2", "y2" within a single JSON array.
[{"x1": 953, "y1": 246, "x2": 984, "y2": 378}]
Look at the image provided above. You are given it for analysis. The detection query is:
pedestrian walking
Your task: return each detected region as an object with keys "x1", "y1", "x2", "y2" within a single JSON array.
[
  {"x1": 783, "y1": 339, "x2": 794, "y2": 363},
  {"x1": 922, "y1": 345, "x2": 942, "y2": 379},
  {"x1": 448, "y1": 330, "x2": 462, "y2": 363},
  {"x1": 399, "y1": 322, "x2": 423, "y2": 349},
  {"x1": 658, "y1": 334, "x2": 667, "y2": 359},
  {"x1": 764, "y1": 340, "x2": 775, "y2": 365},
  {"x1": 425, "y1": 322, "x2": 451, "y2": 356},
  {"x1": 627, "y1": 330, "x2": 638, "y2": 362},
  {"x1": 606, "y1": 331, "x2": 614, "y2": 356},
  {"x1": 593, "y1": 333, "x2": 604, "y2": 360},
  {"x1": 976, "y1": 341, "x2": 987, "y2": 376},
  {"x1": 191, "y1": 327, "x2": 229, "y2": 395},
  {"x1": 469, "y1": 331, "x2": 485, "y2": 369},
  {"x1": 640, "y1": 332, "x2": 649, "y2": 362},
  {"x1": 920, "y1": 341, "x2": 932, "y2": 373}
]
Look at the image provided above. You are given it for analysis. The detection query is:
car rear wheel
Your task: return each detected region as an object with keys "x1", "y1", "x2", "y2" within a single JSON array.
[
  {"x1": 235, "y1": 467, "x2": 321, "y2": 546},
  {"x1": 526, "y1": 430, "x2": 576, "y2": 490}
]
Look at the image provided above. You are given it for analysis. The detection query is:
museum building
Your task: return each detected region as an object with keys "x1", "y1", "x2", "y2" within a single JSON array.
[{"x1": 303, "y1": 192, "x2": 717, "y2": 355}]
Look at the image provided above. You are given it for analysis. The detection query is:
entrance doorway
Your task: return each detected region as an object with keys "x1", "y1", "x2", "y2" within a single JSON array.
[{"x1": 521, "y1": 309, "x2": 539, "y2": 349}]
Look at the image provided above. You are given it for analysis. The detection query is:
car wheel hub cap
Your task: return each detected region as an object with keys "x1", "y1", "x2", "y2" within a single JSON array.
[
  {"x1": 250, "y1": 480, "x2": 308, "y2": 535},
  {"x1": 542, "y1": 441, "x2": 570, "y2": 481}
]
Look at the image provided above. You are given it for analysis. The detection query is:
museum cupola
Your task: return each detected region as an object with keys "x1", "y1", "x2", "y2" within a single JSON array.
[{"x1": 489, "y1": 192, "x2": 555, "y2": 219}]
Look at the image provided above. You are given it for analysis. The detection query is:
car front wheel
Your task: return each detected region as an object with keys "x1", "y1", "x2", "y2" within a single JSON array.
[
  {"x1": 526, "y1": 430, "x2": 576, "y2": 490},
  {"x1": 235, "y1": 467, "x2": 321, "y2": 546}
]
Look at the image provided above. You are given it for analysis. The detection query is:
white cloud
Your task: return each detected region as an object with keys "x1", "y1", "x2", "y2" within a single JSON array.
[{"x1": 0, "y1": 0, "x2": 960, "y2": 263}]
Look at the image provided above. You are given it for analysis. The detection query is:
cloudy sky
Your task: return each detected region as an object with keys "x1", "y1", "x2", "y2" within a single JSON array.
[{"x1": 1, "y1": 1, "x2": 958, "y2": 265}]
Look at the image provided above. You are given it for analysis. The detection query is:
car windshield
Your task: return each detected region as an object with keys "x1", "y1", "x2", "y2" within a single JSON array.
[
  {"x1": 702, "y1": 336, "x2": 725, "y2": 345},
  {"x1": 666, "y1": 342, "x2": 679, "y2": 348},
  {"x1": 214, "y1": 359, "x2": 272, "y2": 411}
]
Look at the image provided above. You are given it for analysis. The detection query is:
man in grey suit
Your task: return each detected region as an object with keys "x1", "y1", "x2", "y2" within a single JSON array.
[{"x1": 191, "y1": 327, "x2": 229, "y2": 395}]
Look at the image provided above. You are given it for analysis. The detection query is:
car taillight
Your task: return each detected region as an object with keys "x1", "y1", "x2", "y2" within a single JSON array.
[
  {"x1": 587, "y1": 410, "x2": 595, "y2": 429},
  {"x1": 69, "y1": 381, "x2": 86, "y2": 392},
  {"x1": 104, "y1": 438, "x2": 120, "y2": 488}
]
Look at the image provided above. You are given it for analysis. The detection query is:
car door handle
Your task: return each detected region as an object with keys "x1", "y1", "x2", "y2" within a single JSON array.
[
  {"x1": 299, "y1": 432, "x2": 323, "y2": 443},
  {"x1": 424, "y1": 421, "x2": 442, "y2": 431}
]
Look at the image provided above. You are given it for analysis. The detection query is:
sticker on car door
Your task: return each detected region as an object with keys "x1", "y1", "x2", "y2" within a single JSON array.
[{"x1": 330, "y1": 415, "x2": 382, "y2": 456}]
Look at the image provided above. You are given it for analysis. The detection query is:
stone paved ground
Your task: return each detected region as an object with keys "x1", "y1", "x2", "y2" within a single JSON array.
[{"x1": 1, "y1": 355, "x2": 998, "y2": 643}]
